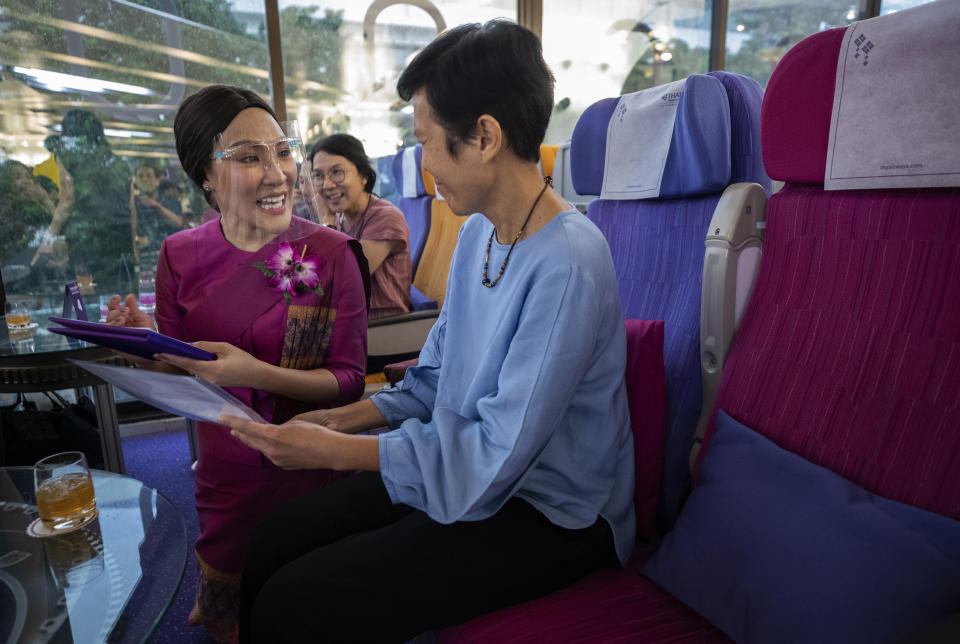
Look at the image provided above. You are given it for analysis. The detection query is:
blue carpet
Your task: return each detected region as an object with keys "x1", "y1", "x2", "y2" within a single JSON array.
[{"x1": 122, "y1": 430, "x2": 214, "y2": 643}]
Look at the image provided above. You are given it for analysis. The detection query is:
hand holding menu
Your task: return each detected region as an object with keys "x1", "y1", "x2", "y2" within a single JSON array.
[
  {"x1": 69, "y1": 359, "x2": 264, "y2": 424},
  {"x1": 48, "y1": 317, "x2": 216, "y2": 361}
]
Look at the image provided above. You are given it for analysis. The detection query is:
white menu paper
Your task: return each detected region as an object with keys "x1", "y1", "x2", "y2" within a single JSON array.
[
  {"x1": 824, "y1": 1, "x2": 960, "y2": 190},
  {"x1": 70, "y1": 359, "x2": 265, "y2": 424}
]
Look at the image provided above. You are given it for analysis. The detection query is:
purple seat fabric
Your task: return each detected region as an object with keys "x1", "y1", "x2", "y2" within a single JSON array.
[
  {"x1": 702, "y1": 184, "x2": 960, "y2": 513},
  {"x1": 375, "y1": 154, "x2": 401, "y2": 206},
  {"x1": 707, "y1": 71, "x2": 772, "y2": 195},
  {"x1": 394, "y1": 144, "x2": 431, "y2": 276},
  {"x1": 670, "y1": 22, "x2": 960, "y2": 642},
  {"x1": 572, "y1": 74, "x2": 740, "y2": 532},
  {"x1": 699, "y1": 28, "x2": 960, "y2": 519},
  {"x1": 589, "y1": 197, "x2": 717, "y2": 531},
  {"x1": 438, "y1": 74, "x2": 764, "y2": 643}
]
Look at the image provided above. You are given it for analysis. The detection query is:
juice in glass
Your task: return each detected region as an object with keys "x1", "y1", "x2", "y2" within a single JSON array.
[{"x1": 34, "y1": 452, "x2": 97, "y2": 530}]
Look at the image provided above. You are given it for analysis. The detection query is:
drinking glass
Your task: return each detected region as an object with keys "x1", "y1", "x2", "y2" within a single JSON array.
[
  {"x1": 5, "y1": 300, "x2": 34, "y2": 342},
  {"x1": 138, "y1": 270, "x2": 156, "y2": 314},
  {"x1": 34, "y1": 451, "x2": 98, "y2": 531},
  {"x1": 5, "y1": 300, "x2": 30, "y2": 328}
]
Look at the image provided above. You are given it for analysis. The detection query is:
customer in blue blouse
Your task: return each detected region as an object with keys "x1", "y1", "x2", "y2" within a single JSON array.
[{"x1": 220, "y1": 19, "x2": 635, "y2": 644}]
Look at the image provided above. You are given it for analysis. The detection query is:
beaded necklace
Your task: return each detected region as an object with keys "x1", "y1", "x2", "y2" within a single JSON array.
[{"x1": 481, "y1": 176, "x2": 552, "y2": 288}]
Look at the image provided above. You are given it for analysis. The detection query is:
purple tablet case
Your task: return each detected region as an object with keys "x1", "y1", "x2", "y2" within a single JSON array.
[{"x1": 47, "y1": 317, "x2": 216, "y2": 361}]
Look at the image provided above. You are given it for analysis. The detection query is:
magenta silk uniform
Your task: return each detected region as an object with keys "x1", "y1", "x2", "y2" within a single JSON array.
[
  {"x1": 343, "y1": 196, "x2": 412, "y2": 319},
  {"x1": 154, "y1": 215, "x2": 368, "y2": 641}
]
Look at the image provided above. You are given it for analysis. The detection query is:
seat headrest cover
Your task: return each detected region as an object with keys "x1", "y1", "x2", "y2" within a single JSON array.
[
  {"x1": 824, "y1": 2, "x2": 960, "y2": 190},
  {"x1": 571, "y1": 74, "x2": 731, "y2": 199},
  {"x1": 394, "y1": 144, "x2": 428, "y2": 199}
]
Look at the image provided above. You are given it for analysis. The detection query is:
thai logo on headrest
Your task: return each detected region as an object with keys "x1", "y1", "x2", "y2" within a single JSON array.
[
  {"x1": 616, "y1": 102, "x2": 627, "y2": 123},
  {"x1": 661, "y1": 90, "x2": 683, "y2": 105},
  {"x1": 853, "y1": 34, "x2": 876, "y2": 66}
]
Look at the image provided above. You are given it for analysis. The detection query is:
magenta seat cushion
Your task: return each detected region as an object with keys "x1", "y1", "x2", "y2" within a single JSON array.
[
  {"x1": 624, "y1": 319, "x2": 666, "y2": 538},
  {"x1": 438, "y1": 555, "x2": 731, "y2": 644}
]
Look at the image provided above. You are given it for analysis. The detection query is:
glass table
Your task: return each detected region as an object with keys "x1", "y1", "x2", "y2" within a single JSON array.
[
  {"x1": 1, "y1": 308, "x2": 129, "y2": 473},
  {"x1": 0, "y1": 467, "x2": 187, "y2": 643}
]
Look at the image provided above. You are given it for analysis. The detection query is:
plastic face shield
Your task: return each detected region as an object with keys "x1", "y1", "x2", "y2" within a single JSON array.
[{"x1": 212, "y1": 137, "x2": 299, "y2": 171}]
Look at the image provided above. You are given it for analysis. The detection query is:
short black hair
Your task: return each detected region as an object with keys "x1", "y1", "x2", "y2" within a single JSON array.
[
  {"x1": 309, "y1": 134, "x2": 376, "y2": 193},
  {"x1": 397, "y1": 19, "x2": 554, "y2": 163},
  {"x1": 174, "y1": 85, "x2": 277, "y2": 207}
]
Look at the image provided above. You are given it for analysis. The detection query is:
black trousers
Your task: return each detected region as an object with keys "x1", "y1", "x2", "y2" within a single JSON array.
[{"x1": 239, "y1": 471, "x2": 617, "y2": 643}]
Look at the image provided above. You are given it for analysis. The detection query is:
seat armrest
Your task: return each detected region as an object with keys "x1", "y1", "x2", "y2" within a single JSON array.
[
  {"x1": 368, "y1": 309, "x2": 440, "y2": 361},
  {"x1": 384, "y1": 358, "x2": 419, "y2": 386},
  {"x1": 691, "y1": 182, "x2": 767, "y2": 468}
]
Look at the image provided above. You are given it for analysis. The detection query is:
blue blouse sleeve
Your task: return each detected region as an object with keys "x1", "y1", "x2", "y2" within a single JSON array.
[{"x1": 376, "y1": 264, "x2": 604, "y2": 523}]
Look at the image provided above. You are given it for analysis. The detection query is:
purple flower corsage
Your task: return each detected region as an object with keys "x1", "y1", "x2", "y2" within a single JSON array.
[{"x1": 253, "y1": 241, "x2": 324, "y2": 305}]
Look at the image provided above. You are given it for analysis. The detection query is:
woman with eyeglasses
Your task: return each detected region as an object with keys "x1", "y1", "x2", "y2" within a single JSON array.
[
  {"x1": 106, "y1": 84, "x2": 369, "y2": 643},
  {"x1": 309, "y1": 134, "x2": 412, "y2": 320}
]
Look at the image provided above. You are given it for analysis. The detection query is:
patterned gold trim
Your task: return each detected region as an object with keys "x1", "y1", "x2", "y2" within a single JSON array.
[{"x1": 280, "y1": 305, "x2": 336, "y2": 370}]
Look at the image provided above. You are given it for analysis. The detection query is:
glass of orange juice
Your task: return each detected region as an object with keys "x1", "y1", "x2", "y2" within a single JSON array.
[{"x1": 34, "y1": 451, "x2": 98, "y2": 531}]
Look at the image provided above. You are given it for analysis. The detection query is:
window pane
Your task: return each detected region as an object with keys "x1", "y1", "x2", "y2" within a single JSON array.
[
  {"x1": 0, "y1": 0, "x2": 269, "y2": 301},
  {"x1": 541, "y1": 1, "x2": 711, "y2": 144},
  {"x1": 277, "y1": 1, "x2": 516, "y2": 159},
  {"x1": 881, "y1": 0, "x2": 938, "y2": 13},
  {"x1": 725, "y1": 0, "x2": 858, "y2": 89}
]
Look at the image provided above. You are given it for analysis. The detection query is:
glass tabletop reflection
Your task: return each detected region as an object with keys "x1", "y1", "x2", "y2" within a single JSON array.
[
  {"x1": 0, "y1": 467, "x2": 187, "y2": 643},
  {"x1": 1, "y1": 306, "x2": 95, "y2": 357}
]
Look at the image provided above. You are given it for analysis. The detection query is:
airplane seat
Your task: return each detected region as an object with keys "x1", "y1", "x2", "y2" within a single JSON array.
[
  {"x1": 373, "y1": 153, "x2": 401, "y2": 206},
  {"x1": 412, "y1": 165, "x2": 467, "y2": 309},
  {"x1": 366, "y1": 145, "x2": 441, "y2": 373},
  {"x1": 440, "y1": 5, "x2": 960, "y2": 641},
  {"x1": 394, "y1": 144, "x2": 432, "y2": 279},
  {"x1": 571, "y1": 72, "x2": 768, "y2": 534},
  {"x1": 439, "y1": 70, "x2": 771, "y2": 643},
  {"x1": 649, "y1": 6, "x2": 960, "y2": 641},
  {"x1": 551, "y1": 140, "x2": 595, "y2": 214}
]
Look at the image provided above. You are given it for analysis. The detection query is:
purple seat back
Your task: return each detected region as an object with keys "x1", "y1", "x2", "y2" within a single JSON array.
[
  {"x1": 394, "y1": 144, "x2": 431, "y2": 276},
  {"x1": 707, "y1": 71, "x2": 772, "y2": 195},
  {"x1": 572, "y1": 73, "x2": 767, "y2": 531},
  {"x1": 701, "y1": 28, "x2": 960, "y2": 519}
]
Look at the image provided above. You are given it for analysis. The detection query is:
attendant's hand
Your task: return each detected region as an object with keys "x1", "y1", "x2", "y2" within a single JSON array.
[
  {"x1": 106, "y1": 294, "x2": 155, "y2": 329},
  {"x1": 289, "y1": 408, "x2": 344, "y2": 432},
  {"x1": 218, "y1": 415, "x2": 339, "y2": 470},
  {"x1": 156, "y1": 341, "x2": 262, "y2": 388}
]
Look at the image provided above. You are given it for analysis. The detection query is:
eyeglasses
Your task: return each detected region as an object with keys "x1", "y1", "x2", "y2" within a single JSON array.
[
  {"x1": 212, "y1": 137, "x2": 299, "y2": 169},
  {"x1": 311, "y1": 166, "x2": 347, "y2": 185}
]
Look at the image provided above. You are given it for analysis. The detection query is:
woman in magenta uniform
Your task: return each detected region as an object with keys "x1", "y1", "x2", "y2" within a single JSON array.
[
  {"x1": 109, "y1": 85, "x2": 369, "y2": 642},
  {"x1": 309, "y1": 134, "x2": 412, "y2": 319}
]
